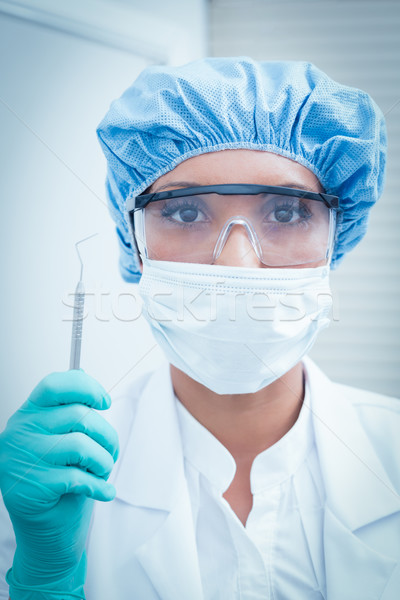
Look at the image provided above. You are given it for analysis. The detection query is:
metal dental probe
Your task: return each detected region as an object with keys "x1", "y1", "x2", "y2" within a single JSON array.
[{"x1": 69, "y1": 233, "x2": 98, "y2": 370}]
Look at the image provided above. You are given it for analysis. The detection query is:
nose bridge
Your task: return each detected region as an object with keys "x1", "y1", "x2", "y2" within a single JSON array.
[{"x1": 212, "y1": 216, "x2": 263, "y2": 265}]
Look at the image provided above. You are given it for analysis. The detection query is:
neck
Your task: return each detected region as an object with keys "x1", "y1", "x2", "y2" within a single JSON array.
[{"x1": 170, "y1": 362, "x2": 305, "y2": 463}]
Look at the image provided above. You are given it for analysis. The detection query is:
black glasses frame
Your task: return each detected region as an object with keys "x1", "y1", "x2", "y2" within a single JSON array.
[{"x1": 128, "y1": 184, "x2": 340, "y2": 212}]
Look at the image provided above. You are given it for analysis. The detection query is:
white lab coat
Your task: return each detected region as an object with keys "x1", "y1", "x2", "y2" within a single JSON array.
[
  {"x1": 84, "y1": 357, "x2": 400, "y2": 600},
  {"x1": 1, "y1": 358, "x2": 399, "y2": 599}
]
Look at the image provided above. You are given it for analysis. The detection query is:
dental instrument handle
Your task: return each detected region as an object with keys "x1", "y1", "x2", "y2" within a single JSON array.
[{"x1": 69, "y1": 280, "x2": 85, "y2": 370}]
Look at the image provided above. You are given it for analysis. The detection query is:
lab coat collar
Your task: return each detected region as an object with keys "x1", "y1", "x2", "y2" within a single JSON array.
[
  {"x1": 303, "y1": 357, "x2": 400, "y2": 532},
  {"x1": 112, "y1": 358, "x2": 400, "y2": 600},
  {"x1": 116, "y1": 357, "x2": 400, "y2": 528},
  {"x1": 303, "y1": 358, "x2": 399, "y2": 600},
  {"x1": 322, "y1": 507, "x2": 397, "y2": 600},
  {"x1": 113, "y1": 362, "x2": 204, "y2": 599}
]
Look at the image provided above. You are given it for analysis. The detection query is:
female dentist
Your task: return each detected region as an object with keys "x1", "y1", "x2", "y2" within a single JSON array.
[{"x1": 0, "y1": 58, "x2": 399, "y2": 600}]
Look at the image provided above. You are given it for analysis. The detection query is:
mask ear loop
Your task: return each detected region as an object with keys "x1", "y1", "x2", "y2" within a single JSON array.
[{"x1": 212, "y1": 216, "x2": 263, "y2": 263}]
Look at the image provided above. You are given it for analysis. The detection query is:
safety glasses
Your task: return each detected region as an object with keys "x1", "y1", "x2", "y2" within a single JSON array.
[{"x1": 127, "y1": 184, "x2": 339, "y2": 268}]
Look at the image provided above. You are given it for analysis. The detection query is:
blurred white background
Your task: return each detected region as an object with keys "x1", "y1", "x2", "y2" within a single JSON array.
[{"x1": 0, "y1": 0, "x2": 398, "y2": 429}]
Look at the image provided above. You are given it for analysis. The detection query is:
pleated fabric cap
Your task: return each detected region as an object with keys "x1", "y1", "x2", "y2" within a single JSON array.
[{"x1": 97, "y1": 57, "x2": 387, "y2": 282}]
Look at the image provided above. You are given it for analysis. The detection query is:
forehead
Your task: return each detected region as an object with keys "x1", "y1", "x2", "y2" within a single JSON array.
[{"x1": 150, "y1": 149, "x2": 323, "y2": 193}]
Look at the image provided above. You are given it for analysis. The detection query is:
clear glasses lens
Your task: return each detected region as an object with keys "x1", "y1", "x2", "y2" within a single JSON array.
[{"x1": 140, "y1": 192, "x2": 335, "y2": 267}]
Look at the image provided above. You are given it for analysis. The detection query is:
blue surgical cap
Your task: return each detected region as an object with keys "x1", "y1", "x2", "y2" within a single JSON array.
[{"x1": 97, "y1": 57, "x2": 386, "y2": 282}]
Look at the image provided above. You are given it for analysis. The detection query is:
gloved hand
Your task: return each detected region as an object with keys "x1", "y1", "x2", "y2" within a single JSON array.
[{"x1": 0, "y1": 369, "x2": 119, "y2": 600}]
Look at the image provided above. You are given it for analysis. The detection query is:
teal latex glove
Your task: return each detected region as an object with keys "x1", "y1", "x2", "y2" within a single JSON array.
[{"x1": 0, "y1": 370, "x2": 119, "y2": 600}]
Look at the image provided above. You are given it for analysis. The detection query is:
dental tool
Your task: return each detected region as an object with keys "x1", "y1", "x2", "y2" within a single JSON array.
[{"x1": 69, "y1": 233, "x2": 98, "y2": 370}]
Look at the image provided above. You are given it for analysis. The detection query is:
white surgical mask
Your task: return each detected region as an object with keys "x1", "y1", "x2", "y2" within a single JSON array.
[{"x1": 138, "y1": 258, "x2": 332, "y2": 395}]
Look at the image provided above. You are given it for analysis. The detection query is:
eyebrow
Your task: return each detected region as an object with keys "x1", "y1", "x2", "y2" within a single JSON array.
[
  {"x1": 150, "y1": 180, "x2": 323, "y2": 194},
  {"x1": 150, "y1": 181, "x2": 203, "y2": 193}
]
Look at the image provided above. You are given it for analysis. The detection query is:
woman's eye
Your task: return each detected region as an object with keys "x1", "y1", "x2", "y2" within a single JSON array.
[
  {"x1": 273, "y1": 207, "x2": 294, "y2": 223},
  {"x1": 268, "y1": 202, "x2": 311, "y2": 224},
  {"x1": 162, "y1": 201, "x2": 208, "y2": 224},
  {"x1": 173, "y1": 207, "x2": 201, "y2": 223}
]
